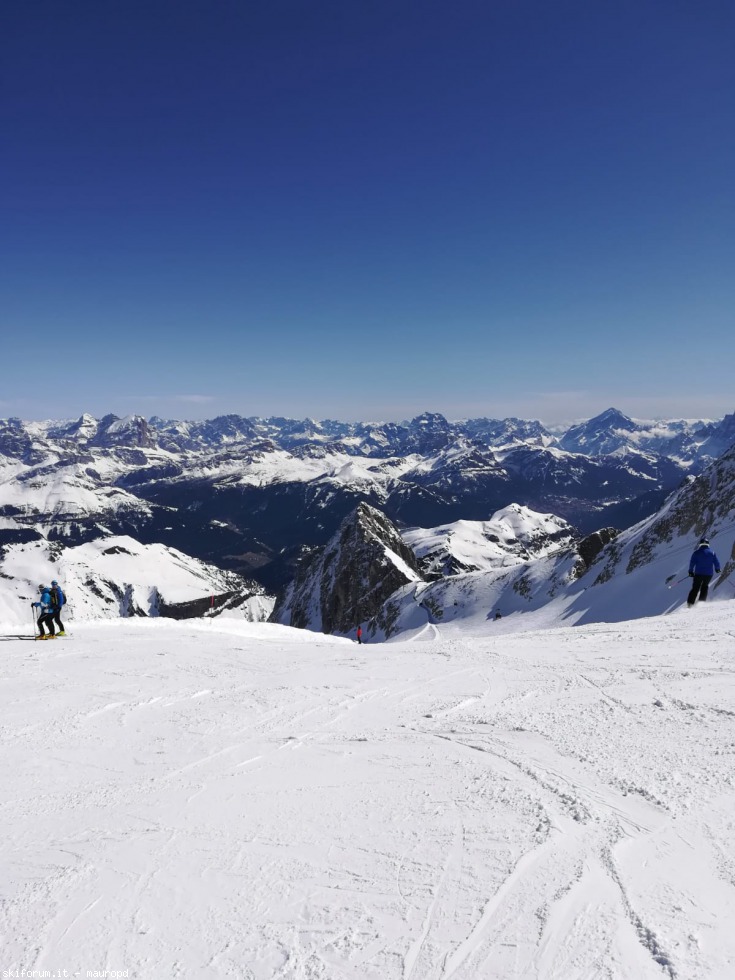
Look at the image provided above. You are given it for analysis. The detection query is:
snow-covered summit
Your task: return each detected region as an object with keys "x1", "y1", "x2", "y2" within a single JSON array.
[
  {"x1": 403, "y1": 504, "x2": 575, "y2": 578},
  {"x1": 559, "y1": 407, "x2": 640, "y2": 455}
]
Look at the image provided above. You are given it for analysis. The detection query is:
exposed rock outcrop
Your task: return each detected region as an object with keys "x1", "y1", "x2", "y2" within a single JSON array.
[
  {"x1": 157, "y1": 589, "x2": 272, "y2": 620},
  {"x1": 273, "y1": 503, "x2": 423, "y2": 635},
  {"x1": 575, "y1": 527, "x2": 619, "y2": 573}
]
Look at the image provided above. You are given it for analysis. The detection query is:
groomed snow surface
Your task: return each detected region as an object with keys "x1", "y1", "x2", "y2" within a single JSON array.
[{"x1": 2, "y1": 607, "x2": 735, "y2": 979}]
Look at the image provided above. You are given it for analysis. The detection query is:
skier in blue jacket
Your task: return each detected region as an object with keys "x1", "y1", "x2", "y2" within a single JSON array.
[
  {"x1": 687, "y1": 537, "x2": 721, "y2": 607},
  {"x1": 50, "y1": 579, "x2": 67, "y2": 636},
  {"x1": 32, "y1": 585, "x2": 57, "y2": 638}
]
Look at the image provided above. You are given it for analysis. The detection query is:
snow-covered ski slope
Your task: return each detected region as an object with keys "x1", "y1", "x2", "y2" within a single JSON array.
[{"x1": 2, "y1": 608, "x2": 735, "y2": 979}]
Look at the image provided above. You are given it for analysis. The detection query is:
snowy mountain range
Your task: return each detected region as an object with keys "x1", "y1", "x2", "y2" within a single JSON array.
[
  {"x1": 2, "y1": 407, "x2": 733, "y2": 594},
  {"x1": 2, "y1": 407, "x2": 726, "y2": 459}
]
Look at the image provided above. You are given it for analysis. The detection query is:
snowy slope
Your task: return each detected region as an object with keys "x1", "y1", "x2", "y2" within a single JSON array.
[
  {"x1": 0, "y1": 454, "x2": 155, "y2": 523},
  {"x1": 0, "y1": 535, "x2": 273, "y2": 624},
  {"x1": 2, "y1": 611, "x2": 735, "y2": 978},
  {"x1": 539, "y1": 437, "x2": 735, "y2": 627},
  {"x1": 403, "y1": 504, "x2": 575, "y2": 577},
  {"x1": 374, "y1": 442, "x2": 735, "y2": 637}
]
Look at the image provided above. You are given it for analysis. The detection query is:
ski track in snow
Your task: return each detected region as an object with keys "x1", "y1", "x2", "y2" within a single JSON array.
[{"x1": 1, "y1": 611, "x2": 735, "y2": 979}]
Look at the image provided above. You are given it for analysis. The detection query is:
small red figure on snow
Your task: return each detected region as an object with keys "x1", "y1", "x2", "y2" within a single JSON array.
[{"x1": 356, "y1": 626, "x2": 363, "y2": 644}]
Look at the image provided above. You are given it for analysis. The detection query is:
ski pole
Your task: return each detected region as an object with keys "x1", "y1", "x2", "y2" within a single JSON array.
[
  {"x1": 666, "y1": 576, "x2": 689, "y2": 589},
  {"x1": 31, "y1": 603, "x2": 38, "y2": 639}
]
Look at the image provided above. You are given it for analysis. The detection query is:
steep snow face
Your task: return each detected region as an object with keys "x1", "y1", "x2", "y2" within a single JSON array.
[
  {"x1": 0, "y1": 535, "x2": 273, "y2": 625},
  {"x1": 557, "y1": 439, "x2": 735, "y2": 623},
  {"x1": 403, "y1": 504, "x2": 575, "y2": 578},
  {"x1": 3, "y1": 611, "x2": 735, "y2": 977}
]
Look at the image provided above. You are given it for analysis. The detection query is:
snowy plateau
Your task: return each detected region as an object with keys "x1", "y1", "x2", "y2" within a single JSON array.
[{"x1": 3, "y1": 408, "x2": 735, "y2": 978}]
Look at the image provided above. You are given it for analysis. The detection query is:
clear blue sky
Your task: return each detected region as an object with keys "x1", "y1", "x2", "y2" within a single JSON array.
[{"x1": 2, "y1": 0, "x2": 733, "y2": 423}]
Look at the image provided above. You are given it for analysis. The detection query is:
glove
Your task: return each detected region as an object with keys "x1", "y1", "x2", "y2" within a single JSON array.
[{"x1": 688, "y1": 572, "x2": 694, "y2": 577}]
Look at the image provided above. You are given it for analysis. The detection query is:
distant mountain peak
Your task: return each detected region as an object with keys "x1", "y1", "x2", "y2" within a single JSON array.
[
  {"x1": 589, "y1": 407, "x2": 636, "y2": 429},
  {"x1": 559, "y1": 407, "x2": 640, "y2": 455},
  {"x1": 409, "y1": 412, "x2": 450, "y2": 427}
]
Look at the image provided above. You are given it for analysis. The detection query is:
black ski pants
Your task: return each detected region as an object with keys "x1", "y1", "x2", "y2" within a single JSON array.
[
  {"x1": 687, "y1": 574, "x2": 712, "y2": 606},
  {"x1": 52, "y1": 607, "x2": 64, "y2": 632},
  {"x1": 37, "y1": 612, "x2": 56, "y2": 636}
]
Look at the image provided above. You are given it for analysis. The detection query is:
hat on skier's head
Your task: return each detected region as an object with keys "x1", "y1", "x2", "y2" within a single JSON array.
[
  {"x1": 699, "y1": 537, "x2": 709, "y2": 546},
  {"x1": 38, "y1": 584, "x2": 46, "y2": 591},
  {"x1": 51, "y1": 580, "x2": 58, "y2": 586}
]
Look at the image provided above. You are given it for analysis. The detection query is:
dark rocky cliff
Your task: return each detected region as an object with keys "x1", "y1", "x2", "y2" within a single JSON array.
[{"x1": 273, "y1": 503, "x2": 423, "y2": 635}]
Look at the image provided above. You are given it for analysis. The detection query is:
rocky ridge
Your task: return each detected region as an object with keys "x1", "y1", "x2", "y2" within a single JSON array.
[{"x1": 273, "y1": 503, "x2": 423, "y2": 636}]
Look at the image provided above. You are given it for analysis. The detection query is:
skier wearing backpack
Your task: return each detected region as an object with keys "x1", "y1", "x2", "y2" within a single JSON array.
[
  {"x1": 50, "y1": 579, "x2": 67, "y2": 636},
  {"x1": 687, "y1": 537, "x2": 721, "y2": 606},
  {"x1": 32, "y1": 585, "x2": 57, "y2": 638}
]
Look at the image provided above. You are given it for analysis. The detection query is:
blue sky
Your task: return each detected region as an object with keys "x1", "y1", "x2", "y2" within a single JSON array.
[{"x1": 2, "y1": 0, "x2": 733, "y2": 423}]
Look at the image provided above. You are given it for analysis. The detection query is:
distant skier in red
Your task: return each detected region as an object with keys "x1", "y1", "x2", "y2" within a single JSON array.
[{"x1": 356, "y1": 626, "x2": 363, "y2": 644}]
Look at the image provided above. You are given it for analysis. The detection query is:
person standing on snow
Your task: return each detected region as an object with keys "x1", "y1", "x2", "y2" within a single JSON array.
[
  {"x1": 50, "y1": 579, "x2": 67, "y2": 636},
  {"x1": 356, "y1": 625, "x2": 363, "y2": 644},
  {"x1": 32, "y1": 585, "x2": 57, "y2": 638},
  {"x1": 687, "y1": 537, "x2": 721, "y2": 607}
]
